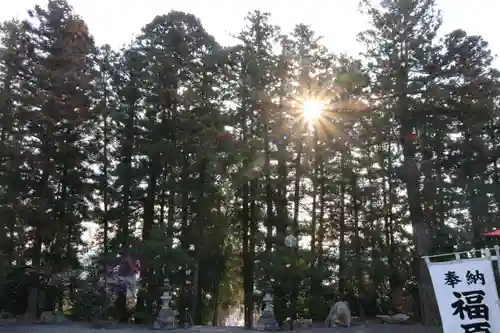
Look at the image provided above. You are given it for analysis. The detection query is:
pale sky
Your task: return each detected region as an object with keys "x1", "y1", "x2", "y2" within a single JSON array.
[{"x1": 1, "y1": 0, "x2": 499, "y2": 67}]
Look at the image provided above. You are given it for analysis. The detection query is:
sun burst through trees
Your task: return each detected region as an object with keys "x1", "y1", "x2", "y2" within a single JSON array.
[{"x1": 301, "y1": 99, "x2": 325, "y2": 122}]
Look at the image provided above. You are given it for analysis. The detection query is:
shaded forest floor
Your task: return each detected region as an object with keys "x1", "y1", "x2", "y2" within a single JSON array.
[{"x1": 0, "y1": 324, "x2": 443, "y2": 333}]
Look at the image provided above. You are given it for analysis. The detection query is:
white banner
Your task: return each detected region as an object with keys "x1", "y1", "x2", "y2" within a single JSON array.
[{"x1": 427, "y1": 257, "x2": 500, "y2": 333}]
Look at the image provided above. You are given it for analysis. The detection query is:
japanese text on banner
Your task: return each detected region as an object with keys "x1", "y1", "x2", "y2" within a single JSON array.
[{"x1": 428, "y1": 257, "x2": 500, "y2": 333}]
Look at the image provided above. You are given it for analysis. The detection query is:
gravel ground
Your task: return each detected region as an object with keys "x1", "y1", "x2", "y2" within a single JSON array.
[{"x1": 0, "y1": 325, "x2": 443, "y2": 333}]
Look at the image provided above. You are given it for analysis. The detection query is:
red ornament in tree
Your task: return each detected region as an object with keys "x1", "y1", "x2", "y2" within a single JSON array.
[
  {"x1": 216, "y1": 131, "x2": 233, "y2": 142},
  {"x1": 404, "y1": 132, "x2": 417, "y2": 141}
]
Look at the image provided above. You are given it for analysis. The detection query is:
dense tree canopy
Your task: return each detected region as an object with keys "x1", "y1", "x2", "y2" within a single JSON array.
[{"x1": 0, "y1": 0, "x2": 499, "y2": 327}]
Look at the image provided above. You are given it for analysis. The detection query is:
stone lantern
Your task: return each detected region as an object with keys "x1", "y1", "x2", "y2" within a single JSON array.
[
  {"x1": 256, "y1": 292, "x2": 278, "y2": 331},
  {"x1": 153, "y1": 278, "x2": 177, "y2": 330}
]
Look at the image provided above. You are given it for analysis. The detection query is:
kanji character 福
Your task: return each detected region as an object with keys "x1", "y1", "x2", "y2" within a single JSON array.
[{"x1": 452, "y1": 290, "x2": 489, "y2": 321}]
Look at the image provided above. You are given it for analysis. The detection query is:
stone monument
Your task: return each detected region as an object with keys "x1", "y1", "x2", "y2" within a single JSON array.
[
  {"x1": 153, "y1": 278, "x2": 177, "y2": 330},
  {"x1": 256, "y1": 293, "x2": 278, "y2": 331}
]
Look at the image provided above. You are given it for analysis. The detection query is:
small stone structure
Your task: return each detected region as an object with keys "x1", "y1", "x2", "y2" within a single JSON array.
[
  {"x1": 256, "y1": 293, "x2": 278, "y2": 331},
  {"x1": 153, "y1": 278, "x2": 177, "y2": 330},
  {"x1": 325, "y1": 301, "x2": 351, "y2": 328},
  {"x1": 376, "y1": 313, "x2": 411, "y2": 324}
]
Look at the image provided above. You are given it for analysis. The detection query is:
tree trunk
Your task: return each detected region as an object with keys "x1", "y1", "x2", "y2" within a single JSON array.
[{"x1": 338, "y1": 147, "x2": 347, "y2": 297}]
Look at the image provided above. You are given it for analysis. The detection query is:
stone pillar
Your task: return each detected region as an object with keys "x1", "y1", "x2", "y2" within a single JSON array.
[
  {"x1": 153, "y1": 278, "x2": 177, "y2": 330},
  {"x1": 256, "y1": 293, "x2": 278, "y2": 331}
]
